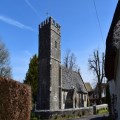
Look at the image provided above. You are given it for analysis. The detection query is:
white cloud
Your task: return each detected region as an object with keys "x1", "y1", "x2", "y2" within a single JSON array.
[
  {"x1": 0, "y1": 15, "x2": 34, "y2": 32},
  {"x1": 25, "y1": 0, "x2": 40, "y2": 17}
]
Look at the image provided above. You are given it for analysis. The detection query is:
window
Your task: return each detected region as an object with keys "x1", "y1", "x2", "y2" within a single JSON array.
[
  {"x1": 84, "y1": 95, "x2": 86, "y2": 101},
  {"x1": 55, "y1": 41, "x2": 57, "y2": 48},
  {"x1": 63, "y1": 92, "x2": 65, "y2": 103}
]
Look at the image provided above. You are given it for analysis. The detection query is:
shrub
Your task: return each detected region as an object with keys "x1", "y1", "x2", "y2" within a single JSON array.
[{"x1": 0, "y1": 77, "x2": 31, "y2": 120}]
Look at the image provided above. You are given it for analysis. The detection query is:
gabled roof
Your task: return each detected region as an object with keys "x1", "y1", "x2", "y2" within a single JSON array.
[
  {"x1": 85, "y1": 83, "x2": 93, "y2": 92},
  {"x1": 61, "y1": 66, "x2": 87, "y2": 93}
]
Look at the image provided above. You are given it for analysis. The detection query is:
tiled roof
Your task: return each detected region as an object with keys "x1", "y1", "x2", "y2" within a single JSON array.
[
  {"x1": 61, "y1": 66, "x2": 87, "y2": 93},
  {"x1": 85, "y1": 83, "x2": 93, "y2": 92}
]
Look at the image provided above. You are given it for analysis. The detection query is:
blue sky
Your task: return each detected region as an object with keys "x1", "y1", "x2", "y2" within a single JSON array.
[{"x1": 0, "y1": 0, "x2": 118, "y2": 84}]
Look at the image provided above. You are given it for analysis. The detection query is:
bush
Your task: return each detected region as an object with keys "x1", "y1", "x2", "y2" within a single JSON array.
[{"x1": 0, "y1": 77, "x2": 31, "y2": 120}]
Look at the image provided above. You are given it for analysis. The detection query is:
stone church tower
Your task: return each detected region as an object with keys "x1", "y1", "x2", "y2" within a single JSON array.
[{"x1": 37, "y1": 17, "x2": 61, "y2": 110}]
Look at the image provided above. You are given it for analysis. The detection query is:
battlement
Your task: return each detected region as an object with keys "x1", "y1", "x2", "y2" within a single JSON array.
[{"x1": 39, "y1": 17, "x2": 61, "y2": 29}]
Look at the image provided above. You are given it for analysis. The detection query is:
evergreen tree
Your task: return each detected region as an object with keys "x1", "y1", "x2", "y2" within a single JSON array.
[{"x1": 24, "y1": 54, "x2": 38, "y2": 103}]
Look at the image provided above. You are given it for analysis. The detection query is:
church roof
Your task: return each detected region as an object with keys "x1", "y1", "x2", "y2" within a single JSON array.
[{"x1": 61, "y1": 66, "x2": 87, "y2": 93}]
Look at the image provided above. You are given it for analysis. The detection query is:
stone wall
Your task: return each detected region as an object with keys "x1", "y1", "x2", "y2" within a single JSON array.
[
  {"x1": 83, "y1": 94, "x2": 87, "y2": 107},
  {"x1": 34, "y1": 104, "x2": 108, "y2": 119},
  {"x1": 37, "y1": 58, "x2": 50, "y2": 110},
  {"x1": 35, "y1": 107, "x2": 93, "y2": 119},
  {"x1": 96, "y1": 104, "x2": 108, "y2": 111},
  {"x1": 114, "y1": 49, "x2": 120, "y2": 120},
  {"x1": 50, "y1": 59, "x2": 60, "y2": 110},
  {"x1": 50, "y1": 17, "x2": 61, "y2": 110},
  {"x1": 0, "y1": 77, "x2": 31, "y2": 120}
]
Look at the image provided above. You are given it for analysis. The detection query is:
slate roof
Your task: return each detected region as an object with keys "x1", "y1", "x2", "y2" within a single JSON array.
[
  {"x1": 85, "y1": 83, "x2": 93, "y2": 92},
  {"x1": 105, "y1": 0, "x2": 120, "y2": 80},
  {"x1": 61, "y1": 66, "x2": 87, "y2": 93}
]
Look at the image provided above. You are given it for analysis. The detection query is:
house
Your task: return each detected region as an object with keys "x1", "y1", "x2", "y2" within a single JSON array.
[
  {"x1": 85, "y1": 83, "x2": 93, "y2": 93},
  {"x1": 36, "y1": 17, "x2": 88, "y2": 111},
  {"x1": 105, "y1": 0, "x2": 120, "y2": 119},
  {"x1": 85, "y1": 83, "x2": 93, "y2": 105},
  {"x1": 85, "y1": 83, "x2": 106, "y2": 106},
  {"x1": 93, "y1": 83, "x2": 107, "y2": 105}
]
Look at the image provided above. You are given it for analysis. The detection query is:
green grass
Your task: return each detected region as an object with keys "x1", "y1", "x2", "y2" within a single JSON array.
[
  {"x1": 97, "y1": 108, "x2": 109, "y2": 115},
  {"x1": 31, "y1": 118, "x2": 38, "y2": 120}
]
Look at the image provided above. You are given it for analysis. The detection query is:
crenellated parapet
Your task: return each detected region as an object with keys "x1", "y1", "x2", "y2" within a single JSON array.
[{"x1": 39, "y1": 17, "x2": 61, "y2": 29}]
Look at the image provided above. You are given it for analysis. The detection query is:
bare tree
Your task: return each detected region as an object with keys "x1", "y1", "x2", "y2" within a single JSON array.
[
  {"x1": 0, "y1": 40, "x2": 12, "y2": 78},
  {"x1": 63, "y1": 49, "x2": 70, "y2": 68},
  {"x1": 88, "y1": 49, "x2": 105, "y2": 102},
  {"x1": 63, "y1": 49, "x2": 80, "y2": 71}
]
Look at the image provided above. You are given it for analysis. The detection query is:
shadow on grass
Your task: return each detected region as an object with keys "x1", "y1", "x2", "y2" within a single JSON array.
[{"x1": 91, "y1": 116, "x2": 109, "y2": 120}]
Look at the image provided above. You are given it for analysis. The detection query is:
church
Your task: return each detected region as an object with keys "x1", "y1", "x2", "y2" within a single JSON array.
[{"x1": 37, "y1": 17, "x2": 88, "y2": 110}]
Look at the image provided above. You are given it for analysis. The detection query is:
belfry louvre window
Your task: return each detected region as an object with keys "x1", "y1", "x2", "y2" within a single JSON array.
[{"x1": 55, "y1": 41, "x2": 57, "y2": 48}]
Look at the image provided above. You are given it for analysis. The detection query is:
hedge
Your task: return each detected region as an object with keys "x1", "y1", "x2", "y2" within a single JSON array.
[{"x1": 0, "y1": 77, "x2": 31, "y2": 120}]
